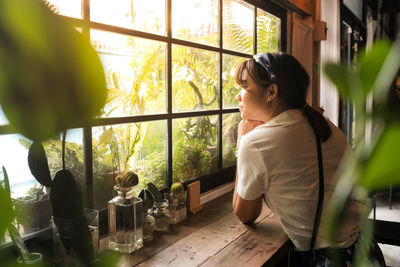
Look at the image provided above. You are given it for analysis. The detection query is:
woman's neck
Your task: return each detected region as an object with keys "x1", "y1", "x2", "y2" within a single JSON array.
[{"x1": 261, "y1": 99, "x2": 290, "y2": 123}]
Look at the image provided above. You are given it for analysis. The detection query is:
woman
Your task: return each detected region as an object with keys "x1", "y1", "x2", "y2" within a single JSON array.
[{"x1": 232, "y1": 52, "x2": 386, "y2": 266}]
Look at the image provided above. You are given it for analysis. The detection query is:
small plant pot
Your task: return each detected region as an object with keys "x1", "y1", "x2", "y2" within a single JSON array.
[
  {"x1": 164, "y1": 192, "x2": 187, "y2": 224},
  {"x1": 52, "y1": 209, "x2": 98, "y2": 266},
  {"x1": 152, "y1": 199, "x2": 171, "y2": 231},
  {"x1": 14, "y1": 198, "x2": 51, "y2": 234},
  {"x1": 16, "y1": 252, "x2": 43, "y2": 266}
]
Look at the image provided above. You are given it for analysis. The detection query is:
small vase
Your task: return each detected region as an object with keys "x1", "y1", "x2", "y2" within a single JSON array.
[
  {"x1": 164, "y1": 191, "x2": 187, "y2": 224},
  {"x1": 152, "y1": 199, "x2": 171, "y2": 232},
  {"x1": 17, "y1": 252, "x2": 43, "y2": 266},
  {"x1": 108, "y1": 185, "x2": 143, "y2": 254},
  {"x1": 143, "y1": 208, "x2": 156, "y2": 242}
]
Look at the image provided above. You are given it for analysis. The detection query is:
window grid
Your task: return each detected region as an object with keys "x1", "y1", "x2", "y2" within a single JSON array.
[{"x1": 0, "y1": 0, "x2": 285, "y2": 210}]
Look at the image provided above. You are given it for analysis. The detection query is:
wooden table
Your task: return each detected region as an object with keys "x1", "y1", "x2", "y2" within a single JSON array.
[{"x1": 100, "y1": 191, "x2": 289, "y2": 267}]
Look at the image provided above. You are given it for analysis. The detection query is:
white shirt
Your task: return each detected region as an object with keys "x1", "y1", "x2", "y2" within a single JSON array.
[{"x1": 236, "y1": 109, "x2": 362, "y2": 251}]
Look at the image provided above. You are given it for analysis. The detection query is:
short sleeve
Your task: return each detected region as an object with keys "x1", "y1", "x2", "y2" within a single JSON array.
[{"x1": 236, "y1": 136, "x2": 268, "y2": 200}]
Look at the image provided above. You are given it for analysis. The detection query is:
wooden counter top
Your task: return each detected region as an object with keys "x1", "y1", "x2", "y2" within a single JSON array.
[{"x1": 99, "y1": 191, "x2": 289, "y2": 267}]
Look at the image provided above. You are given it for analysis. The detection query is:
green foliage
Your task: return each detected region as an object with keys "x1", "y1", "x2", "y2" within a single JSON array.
[
  {"x1": 173, "y1": 139, "x2": 216, "y2": 183},
  {"x1": 0, "y1": 0, "x2": 107, "y2": 142},
  {"x1": 257, "y1": 12, "x2": 280, "y2": 53},
  {"x1": 323, "y1": 37, "x2": 400, "y2": 264},
  {"x1": 223, "y1": 0, "x2": 253, "y2": 54},
  {"x1": 172, "y1": 46, "x2": 219, "y2": 111},
  {"x1": 361, "y1": 124, "x2": 400, "y2": 190},
  {"x1": 222, "y1": 113, "x2": 241, "y2": 167},
  {"x1": 0, "y1": 168, "x2": 14, "y2": 240},
  {"x1": 222, "y1": 55, "x2": 247, "y2": 108},
  {"x1": 135, "y1": 150, "x2": 166, "y2": 196}
]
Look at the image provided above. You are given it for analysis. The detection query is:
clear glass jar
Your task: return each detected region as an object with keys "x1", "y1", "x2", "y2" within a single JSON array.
[
  {"x1": 152, "y1": 199, "x2": 171, "y2": 232},
  {"x1": 17, "y1": 252, "x2": 43, "y2": 266},
  {"x1": 108, "y1": 186, "x2": 143, "y2": 254},
  {"x1": 164, "y1": 192, "x2": 187, "y2": 224},
  {"x1": 143, "y1": 208, "x2": 156, "y2": 242}
]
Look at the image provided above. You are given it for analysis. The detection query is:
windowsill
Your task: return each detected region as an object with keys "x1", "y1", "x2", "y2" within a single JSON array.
[{"x1": 99, "y1": 190, "x2": 289, "y2": 266}]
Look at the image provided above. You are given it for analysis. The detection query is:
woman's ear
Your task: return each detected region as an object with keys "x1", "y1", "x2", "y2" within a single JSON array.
[{"x1": 265, "y1": 84, "x2": 279, "y2": 102}]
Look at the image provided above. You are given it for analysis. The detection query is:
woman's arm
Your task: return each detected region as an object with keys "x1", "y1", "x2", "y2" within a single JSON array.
[
  {"x1": 232, "y1": 119, "x2": 264, "y2": 224},
  {"x1": 233, "y1": 178, "x2": 262, "y2": 224}
]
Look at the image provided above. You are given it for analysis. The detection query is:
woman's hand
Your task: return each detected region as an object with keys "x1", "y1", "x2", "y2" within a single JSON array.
[{"x1": 236, "y1": 119, "x2": 264, "y2": 149}]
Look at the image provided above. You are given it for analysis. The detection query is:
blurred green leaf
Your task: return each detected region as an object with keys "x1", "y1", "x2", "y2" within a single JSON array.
[
  {"x1": 324, "y1": 63, "x2": 359, "y2": 101},
  {"x1": 0, "y1": 167, "x2": 14, "y2": 238},
  {"x1": 99, "y1": 128, "x2": 113, "y2": 146},
  {"x1": 358, "y1": 40, "x2": 392, "y2": 97},
  {"x1": 361, "y1": 123, "x2": 400, "y2": 190},
  {"x1": 93, "y1": 250, "x2": 121, "y2": 267},
  {"x1": 0, "y1": 0, "x2": 107, "y2": 142},
  {"x1": 2, "y1": 166, "x2": 11, "y2": 198}
]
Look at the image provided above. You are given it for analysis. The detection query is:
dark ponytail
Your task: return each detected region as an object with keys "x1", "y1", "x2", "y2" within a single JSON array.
[{"x1": 302, "y1": 105, "x2": 331, "y2": 142}]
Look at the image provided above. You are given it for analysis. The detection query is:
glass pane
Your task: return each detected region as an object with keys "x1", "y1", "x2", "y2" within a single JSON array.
[
  {"x1": 90, "y1": 0, "x2": 166, "y2": 35},
  {"x1": 172, "y1": 45, "x2": 219, "y2": 111},
  {"x1": 44, "y1": 129, "x2": 84, "y2": 187},
  {"x1": 223, "y1": 0, "x2": 254, "y2": 54},
  {"x1": 44, "y1": 0, "x2": 82, "y2": 18},
  {"x1": 0, "y1": 130, "x2": 83, "y2": 237},
  {"x1": 173, "y1": 116, "x2": 218, "y2": 183},
  {"x1": 92, "y1": 121, "x2": 166, "y2": 209},
  {"x1": 222, "y1": 113, "x2": 240, "y2": 167},
  {"x1": 172, "y1": 0, "x2": 219, "y2": 47},
  {"x1": 91, "y1": 30, "x2": 166, "y2": 117},
  {"x1": 257, "y1": 9, "x2": 281, "y2": 53},
  {"x1": 343, "y1": 0, "x2": 363, "y2": 20},
  {"x1": 222, "y1": 54, "x2": 247, "y2": 108}
]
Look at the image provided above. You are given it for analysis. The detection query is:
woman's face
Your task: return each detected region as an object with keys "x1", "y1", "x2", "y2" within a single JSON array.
[{"x1": 235, "y1": 70, "x2": 269, "y2": 121}]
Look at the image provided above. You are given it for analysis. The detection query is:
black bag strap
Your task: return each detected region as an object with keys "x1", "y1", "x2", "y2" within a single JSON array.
[{"x1": 310, "y1": 131, "x2": 324, "y2": 251}]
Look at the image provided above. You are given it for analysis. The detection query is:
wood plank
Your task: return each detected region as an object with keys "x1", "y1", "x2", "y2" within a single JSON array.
[
  {"x1": 99, "y1": 192, "x2": 237, "y2": 266},
  {"x1": 135, "y1": 204, "x2": 272, "y2": 267},
  {"x1": 201, "y1": 214, "x2": 288, "y2": 267},
  {"x1": 288, "y1": 0, "x2": 313, "y2": 16}
]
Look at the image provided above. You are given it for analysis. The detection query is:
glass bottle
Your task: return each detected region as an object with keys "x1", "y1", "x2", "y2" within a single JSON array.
[
  {"x1": 108, "y1": 186, "x2": 143, "y2": 253},
  {"x1": 143, "y1": 208, "x2": 156, "y2": 242},
  {"x1": 152, "y1": 199, "x2": 171, "y2": 231},
  {"x1": 165, "y1": 192, "x2": 187, "y2": 224}
]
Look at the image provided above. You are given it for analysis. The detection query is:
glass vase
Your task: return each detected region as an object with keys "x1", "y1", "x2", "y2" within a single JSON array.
[
  {"x1": 108, "y1": 186, "x2": 143, "y2": 254},
  {"x1": 52, "y1": 211, "x2": 97, "y2": 266},
  {"x1": 152, "y1": 199, "x2": 171, "y2": 232},
  {"x1": 143, "y1": 208, "x2": 156, "y2": 242},
  {"x1": 164, "y1": 191, "x2": 187, "y2": 224}
]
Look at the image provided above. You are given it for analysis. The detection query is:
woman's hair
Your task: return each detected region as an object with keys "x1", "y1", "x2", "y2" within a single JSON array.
[{"x1": 235, "y1": 52, "x2": 332, "y2": 142}]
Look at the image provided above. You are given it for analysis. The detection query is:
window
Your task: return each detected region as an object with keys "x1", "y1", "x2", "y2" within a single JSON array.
[{"x1": 0, "y1": 0, "x2": 284, "y2": 237}]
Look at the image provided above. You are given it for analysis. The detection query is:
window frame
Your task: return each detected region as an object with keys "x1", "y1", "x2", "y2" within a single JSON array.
[{"x1": 0, "y1": 0, "x2": 286, "y2": 238}]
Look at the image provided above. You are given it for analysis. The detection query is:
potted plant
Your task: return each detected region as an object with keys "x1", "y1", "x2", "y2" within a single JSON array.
[
  {"x1": 1, "y1": 167, "x2": 45, "y2": 266},
  {"x1": 13, "y1": 185, "x2": 52, "y2": 235},
  {"x1": 164, "y1": 182, "x2": 187, "y2": 224}
]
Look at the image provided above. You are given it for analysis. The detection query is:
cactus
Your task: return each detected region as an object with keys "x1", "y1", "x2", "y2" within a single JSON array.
[
  {"x1": 115, "y1": 171, "x2": 139, "y2": 188},
  {"x1": 170, "y1": 182, "x2": 184, "y2": 195}
]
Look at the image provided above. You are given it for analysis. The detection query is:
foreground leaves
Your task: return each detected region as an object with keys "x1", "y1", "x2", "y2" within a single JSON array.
[
  {"x1": 0, "y1": 0, "x2": 107, "y2": 142},
  {"x1": 323, "y1": 36, "x2": 400, "y2": 265}
]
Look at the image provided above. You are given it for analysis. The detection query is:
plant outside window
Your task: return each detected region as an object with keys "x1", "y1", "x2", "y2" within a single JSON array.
[{"x1": 0, "y1": 0, "x2": 282, "y2": 232}]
